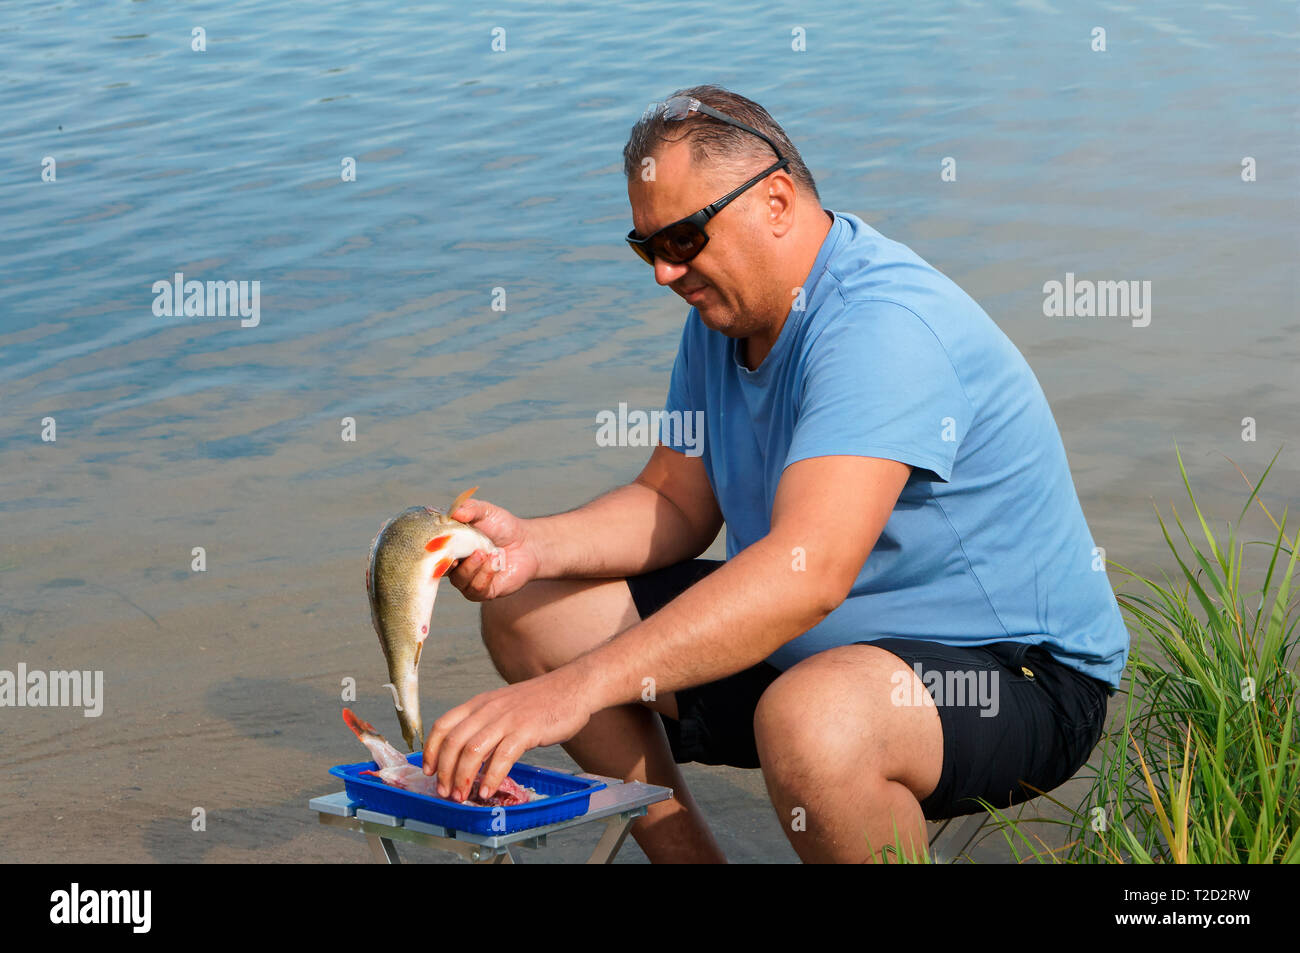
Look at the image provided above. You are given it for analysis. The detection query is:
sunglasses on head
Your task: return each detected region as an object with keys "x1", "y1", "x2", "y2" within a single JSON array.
[{"x1": 626, "y1": 96, "x2": 790, "y2": 266}]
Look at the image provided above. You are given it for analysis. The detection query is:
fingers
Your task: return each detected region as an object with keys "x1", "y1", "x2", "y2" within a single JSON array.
[
  {"x1": 451, "y1": 498, "x2": 517, "y2": 549},
  {"x1": 447, "y1": 550, "x2": 498, "y2": 600},
  {"x1": 452, "y1": 730, "x2": 506, "y2": 803},
  {"x1": 424, "y1": 691, "x2": 526, "y2": 802},
  {"x1": 478, "y1": 736, "x2": 527, "y2": 801},
  {"x1": 436, "y1": 712, "x2": 503, "y2": 801},
  {"x1": 449, "y1": 498, "x2": 482, "y2": 524},
  {"x1": 423, "y1": 692, "x2": 492, "y2": 792},
  {"x1": 422, "y1": 700, "x2": 468, "y2": 776}
]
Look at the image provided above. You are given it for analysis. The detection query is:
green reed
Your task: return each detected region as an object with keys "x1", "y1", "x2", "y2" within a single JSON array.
[{"x1": 976, "y1": 446, "x2": 1298, "y2": 863}]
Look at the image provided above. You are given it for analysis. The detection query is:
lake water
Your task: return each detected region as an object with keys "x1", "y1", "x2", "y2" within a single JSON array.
[{"x1": 0, "y1": 0, "x2": 1295, "y2": 863}]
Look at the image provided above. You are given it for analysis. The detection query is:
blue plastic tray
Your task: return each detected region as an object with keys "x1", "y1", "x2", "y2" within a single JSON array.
[{"x1": 329, "y1": 754, "x2": 606, "y2": 835}]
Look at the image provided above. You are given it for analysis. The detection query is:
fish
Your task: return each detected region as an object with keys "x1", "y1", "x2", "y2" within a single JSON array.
[
  {"x1": 342, "y1": 708, "x2": 534, "y2": 806},
  {"x1": 365, "y1": 486, "x2": 502, "y2": 752}
]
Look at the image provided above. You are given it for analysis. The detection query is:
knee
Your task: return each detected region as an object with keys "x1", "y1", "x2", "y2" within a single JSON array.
[
  {"x1": 480, "y1": 596, "x2": 514, "y2": 653},
  {"x1": 756, "y1": 648, "x2": 943, "y2": 807},
  {"x1": 480, "y1": 597, "x2": 542, "y2": 683},
  {"x1": 753, "y1": 668, "x2": 860, "y2": 777},
  {"x1": 752, "y1": 671, "x2": 804, "y2": 755},
  {"x1": 753, "y1": 652, "x2": 899, "y2": 784}
]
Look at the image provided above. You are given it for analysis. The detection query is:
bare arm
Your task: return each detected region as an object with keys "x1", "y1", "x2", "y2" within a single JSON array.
[
  {"x1": 565, "y1": 455, "x2": 912, "y2": 704},
  {"x1": 529, "y1": 444, "x2": 723, "y2": 580},
  {"x1": 425, "y1": 454, "x2": 914, "y2": 800}
]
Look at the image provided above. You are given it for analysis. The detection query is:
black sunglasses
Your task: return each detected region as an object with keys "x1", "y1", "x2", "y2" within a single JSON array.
[{"x1": 626, "y1": 96, "x2": 790, "y2": 266}]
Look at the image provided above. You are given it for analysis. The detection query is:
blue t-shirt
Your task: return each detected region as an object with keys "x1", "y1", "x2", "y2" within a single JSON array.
[{"x1": 660, "y1": 209, "x2": 1129, "y2": 689}]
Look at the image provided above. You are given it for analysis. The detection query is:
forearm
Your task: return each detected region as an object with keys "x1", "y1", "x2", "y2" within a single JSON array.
[
  {"x1": 562, "y1": 533, "x2": 839, "y2": 710},
  {"x1": 528, "y1": 480, "x2": 714, "y2": 580}
]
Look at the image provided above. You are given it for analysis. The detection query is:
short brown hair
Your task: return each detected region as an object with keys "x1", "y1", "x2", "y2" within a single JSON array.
[{"x1": 623, "y1": 84, "x2": 820, "y2": 203}]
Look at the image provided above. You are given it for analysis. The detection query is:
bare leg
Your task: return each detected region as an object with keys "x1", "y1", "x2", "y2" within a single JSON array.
[
  {"x1": 481, "y1": 578, "x2": 727, "y2": 863},
  {"x1": 753, "y1": 645, "x2": 944, "y2": 863}
]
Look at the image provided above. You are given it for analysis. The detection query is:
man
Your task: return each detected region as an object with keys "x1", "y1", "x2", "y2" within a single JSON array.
[{"x1": 421, "y1": 85, "x2": 1129, "y2": 863}]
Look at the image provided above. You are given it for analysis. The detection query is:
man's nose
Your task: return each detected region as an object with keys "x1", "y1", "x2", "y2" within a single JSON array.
[{"x1": 654, "y1": 258, "x2": 689, "y2": 286}]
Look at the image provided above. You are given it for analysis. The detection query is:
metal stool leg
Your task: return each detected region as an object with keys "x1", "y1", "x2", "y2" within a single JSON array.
[
  {"x1": 367, "y1": 834, "x2": 401, "y2": 864},
  {"x1": 928, "y1": 813, "x2": 987, "y2": 863},
  {"x1": 586, "y1": 813, "x2": 638, "y2": 864}
]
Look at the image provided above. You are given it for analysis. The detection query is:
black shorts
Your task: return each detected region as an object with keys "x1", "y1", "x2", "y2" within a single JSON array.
[{"x1": 627, "y1": 558, "x2": 1112, "y2": 820}]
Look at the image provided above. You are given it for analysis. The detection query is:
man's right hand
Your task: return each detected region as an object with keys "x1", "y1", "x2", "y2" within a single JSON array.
[{"x1": 445, "y1": 496, "x2": 538, "y2": 601}]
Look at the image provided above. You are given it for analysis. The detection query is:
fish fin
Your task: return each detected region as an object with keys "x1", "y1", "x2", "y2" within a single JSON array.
[
  {"x1": 448, "y1": 485, "x2": 479, "y2": 516},
  {"x1": 342, "y1": 707, "x2": 378, "y2": 739}
]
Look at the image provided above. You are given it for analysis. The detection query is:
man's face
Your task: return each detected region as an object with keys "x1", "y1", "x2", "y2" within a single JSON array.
[{"x1": 627, "y1": 139, "x2": 772, "y2": 338}]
